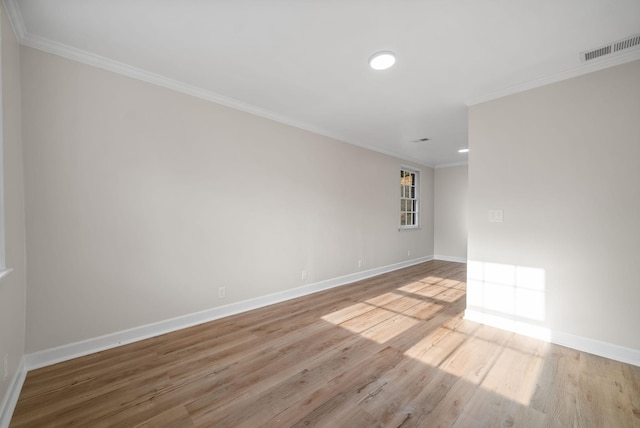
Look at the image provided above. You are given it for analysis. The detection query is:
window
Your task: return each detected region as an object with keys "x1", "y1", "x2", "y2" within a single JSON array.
[{"x1": 400, "y1": 167, "x2": 419, "y2": 228}]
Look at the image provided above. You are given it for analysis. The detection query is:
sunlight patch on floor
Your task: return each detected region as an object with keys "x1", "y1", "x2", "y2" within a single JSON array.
[
  {"x1": 357, "y1": 313, "x2": 421, "y2": 343},
  {"x1": 421, "y1": 275, "x2": 445, "y2": 284},
  {"x1": 320, "y1": 302, "x2": 376, "y2": 325},
  {"x1": 434, "y1": 287, "x2": 466, "y2": 303},
  {"x1": 322, "y1": 302, "x2": 421, "y2": 344},
  {"x1": 404, "y1": 321, "x2": 548, "y2": 407},
  {"x1": 477, "y1": 337, "x2": 548, "y2": 406},
  {"x1": 321, "y1": 285, "x2": 458, "y2": 344}
]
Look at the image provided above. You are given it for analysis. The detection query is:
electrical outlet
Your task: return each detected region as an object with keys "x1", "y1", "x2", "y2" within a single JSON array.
[
  {"x1": 218, "y1": 286, "x2": 226, "y2": 298},
  {"x1": 407, "y1": 250, "x2": 411, "y2": 257},
  {"x1": 301, "y1": 270, "x2": 308, "y2": 281},
  {"x1": 358, "y1": 259, "x2": 363, "y2": 268},
  {"x1": 3, "y1": 354, "x2": 8, "y2": 380}
]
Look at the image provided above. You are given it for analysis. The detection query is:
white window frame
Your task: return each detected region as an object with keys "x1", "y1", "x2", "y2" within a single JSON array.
[{"x1": 399, "y1": 166, "x2": 419, "y2": 229}]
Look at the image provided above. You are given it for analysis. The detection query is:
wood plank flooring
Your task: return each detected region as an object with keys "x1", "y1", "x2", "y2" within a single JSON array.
[{"x1": 10, "y1": 260, "x2": 640, "y2": 427}]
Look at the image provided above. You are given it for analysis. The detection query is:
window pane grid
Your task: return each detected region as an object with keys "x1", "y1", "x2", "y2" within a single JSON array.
[{"x1": 400, "y1": 168, "x2": 418, "y2": 228}]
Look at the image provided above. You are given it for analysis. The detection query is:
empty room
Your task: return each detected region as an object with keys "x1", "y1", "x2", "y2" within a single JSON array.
[{"x1": 1, "y1": 1, "x2": 639, "y2": 427}]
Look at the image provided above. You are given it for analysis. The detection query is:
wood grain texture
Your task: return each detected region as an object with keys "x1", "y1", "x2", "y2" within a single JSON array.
[{"x1": 10, "y1": 260, "x2": 640, "y2": 427}]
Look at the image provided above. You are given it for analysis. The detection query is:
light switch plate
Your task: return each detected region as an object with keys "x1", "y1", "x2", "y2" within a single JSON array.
[{"x1": 488, "y1": 209, "x2": 504, "y2": 223}]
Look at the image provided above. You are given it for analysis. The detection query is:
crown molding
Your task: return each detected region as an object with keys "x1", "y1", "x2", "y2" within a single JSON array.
[
  {"x1": 2, "y1": 0, "x2": 26, "y2": 41},
  {"x1": 434, "y1": 161, "x2": 468, "y2": 169},
  {"x1": 2, "y1": 0, "x2": 436, "y2": 169},
  {"x1": 465, "y1": 49, "x2": 640, "y2": 106}
]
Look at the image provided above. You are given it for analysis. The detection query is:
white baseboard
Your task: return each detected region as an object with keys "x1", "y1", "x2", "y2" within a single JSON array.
[
  {"x1": 25, "y1": 255, "x2": 434, "y2": 371},
  {"x1": 549, "y1": 330, "x2": 640, "y2": 367},
  {"x1": 434, "y1": 255, "x2": 467, "y2": 263},
  {"x1": 464, "y1": 309, "x2": 640, "y2": 367},
  {"x1": 0, "y1": 357, "x2": 26, "y2": 428}
]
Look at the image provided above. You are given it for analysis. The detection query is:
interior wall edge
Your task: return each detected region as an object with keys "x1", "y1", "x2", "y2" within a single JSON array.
[{"x1": 0, "y1": 356, "x2": 26, "y2": 428}]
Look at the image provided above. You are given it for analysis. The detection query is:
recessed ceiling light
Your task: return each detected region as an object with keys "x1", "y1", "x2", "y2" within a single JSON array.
[
  {"x1": 369, "y1": 51, "x2": 396, "y2": 70},
  {"x1": 458, "y1": 148, "x2": 469, "y2": 153}
]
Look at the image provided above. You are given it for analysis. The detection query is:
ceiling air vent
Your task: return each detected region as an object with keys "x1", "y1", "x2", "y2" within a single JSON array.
[
  {"x1": 581, "y1": 33, "x2": 640, "y2": 62},
  {"x1": 613, "y1": 34, "x2": 640, "y2": 52}
]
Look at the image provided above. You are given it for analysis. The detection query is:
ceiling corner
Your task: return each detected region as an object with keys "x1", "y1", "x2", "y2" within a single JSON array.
[{"x1": 465, "y1": 49, "x2": 640, "y2": 107}]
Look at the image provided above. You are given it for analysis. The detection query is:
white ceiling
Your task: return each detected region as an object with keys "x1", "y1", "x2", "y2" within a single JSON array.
[{"x1": 5, "y1": 0, "x2": 640, "y2": 167}]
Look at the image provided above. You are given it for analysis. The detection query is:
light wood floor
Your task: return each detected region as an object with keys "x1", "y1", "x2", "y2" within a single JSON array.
[{"x1": 11, "y1": 260, "x2": 640, "y2": 427}]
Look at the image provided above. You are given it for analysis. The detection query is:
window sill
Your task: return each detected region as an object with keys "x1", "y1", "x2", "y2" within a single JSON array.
[
  {"x1": 398, "y1": 226, "x2": 421, "y2": 231},
  {"x1": 0, "y1": 268, "x2": 14, "y2": 282}
]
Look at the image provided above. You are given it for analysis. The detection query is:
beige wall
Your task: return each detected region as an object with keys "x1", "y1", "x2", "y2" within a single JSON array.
[
  {"x1": 434, "y1": 165, "x2": 467, "y2": 260},
  {"x1": 20, "y1": 46, "x2": 434, "y2": 353},
  {"x1": 0, "y1": 5, "x2": 27, "y2": 407},
  {"x1": 467, "y1": 60, "x2": 640, "y2": 350}
]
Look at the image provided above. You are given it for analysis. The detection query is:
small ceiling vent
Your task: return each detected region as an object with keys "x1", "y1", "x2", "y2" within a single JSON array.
[
  {"x1": 581, "y1": 33, "x2": 640, "y2": 62},
  {"x1": 613, "y1": 34, "x2": 640, "y2": 52}
]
